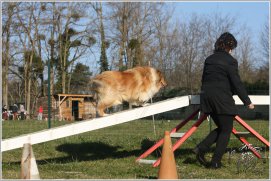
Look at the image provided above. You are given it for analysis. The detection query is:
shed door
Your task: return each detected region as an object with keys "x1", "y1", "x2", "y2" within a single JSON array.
[{"x1": 72, "y1": 101, "x2": 79, "y2": 120}]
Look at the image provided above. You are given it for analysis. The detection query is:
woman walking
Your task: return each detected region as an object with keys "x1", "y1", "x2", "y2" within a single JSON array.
[{"x1": 194, "y1": 32, "x2": 254, "y2": 169}]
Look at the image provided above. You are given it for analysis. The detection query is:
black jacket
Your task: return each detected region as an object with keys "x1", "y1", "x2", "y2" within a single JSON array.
[
  {"x1": 200, "y1": 51, "x2": 251, "y2": 115},
  {"x1": 12, "y1": 105, "x2": 18, "y2": 113}
]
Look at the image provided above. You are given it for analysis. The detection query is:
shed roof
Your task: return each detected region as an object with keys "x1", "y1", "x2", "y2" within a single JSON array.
[{"x1": 57, "y1": 94, "x2": 94, "y2": 97}]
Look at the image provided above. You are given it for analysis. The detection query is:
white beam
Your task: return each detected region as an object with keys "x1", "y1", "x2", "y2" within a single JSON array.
[
  {"x1": 190, "y1": 95, "x2": 270, "y2": 105},
  {"x1": 1, "y1": 96, "x2": 190, "y2": 152}
]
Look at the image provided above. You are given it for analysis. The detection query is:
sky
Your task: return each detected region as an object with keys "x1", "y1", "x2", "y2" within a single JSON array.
[
  {"x1": 172, "y1": 1, "x2": 269, "y2": 44},
  {"x1": 40, "y1": 1, "x2": 270, "y2": 75},
  {"x1": 87, "y1": 1, "x2": 269, "y2": 73}
]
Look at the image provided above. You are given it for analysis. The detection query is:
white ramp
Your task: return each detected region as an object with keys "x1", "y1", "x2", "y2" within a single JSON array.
[
  {"x1": 2, "y1": 96, "x2": 190, "y2": 152},
  {"x1": 190, "y1": 95, "x2": 270, "y2": 105}
]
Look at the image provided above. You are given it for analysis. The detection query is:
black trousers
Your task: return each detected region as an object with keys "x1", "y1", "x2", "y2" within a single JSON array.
[
  {"x1": 20, "y1": 112, "x2": 25, "y2": 120},
  {"x1": 198, "y1": 113, "x2": 234, "y2": 164}
]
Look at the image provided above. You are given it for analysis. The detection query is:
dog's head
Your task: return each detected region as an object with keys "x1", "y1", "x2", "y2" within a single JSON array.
[{"x1": 155, "y1": 69, "x2": 167, "y2": 89}]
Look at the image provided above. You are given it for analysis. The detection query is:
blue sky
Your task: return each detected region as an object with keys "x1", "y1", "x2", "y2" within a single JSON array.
[
  {"x1": 71, "y1": 1, "x2": 270, "y2": 74},
  {"x1": 82, "y1": 1, "x2": 269, "y2": 73},
  {"x1": 172, "y1": 1, "x2": 269, "y2": 44}
]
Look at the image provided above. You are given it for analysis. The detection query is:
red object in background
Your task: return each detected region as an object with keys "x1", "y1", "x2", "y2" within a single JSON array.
[
  {"x1": 39, "y1": 106, "x2": 43, "y2": 113},
  {"x1": 2, "y1": 112, "x2": 8, "y2": 120}
]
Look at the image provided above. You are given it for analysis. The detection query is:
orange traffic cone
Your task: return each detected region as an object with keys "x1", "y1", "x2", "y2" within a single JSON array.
[{"x1": 158, "y1": 131, "x2": 179, "y2": 179}]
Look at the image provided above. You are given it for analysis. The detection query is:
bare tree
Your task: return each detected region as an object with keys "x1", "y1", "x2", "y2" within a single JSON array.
[
  {"x1": 235, "y1": 30, "x2": 255, "y2": 83},
  {"x1": 2, "y1": 3, "x2": 16, "y2": 108},
  {"x1": 13, "y1": 2, "x2": 39, "y2": 118},
  {"x1": 3, "y1": 2, "x2": 267, "y2": 113},
  {"x1": 92, "y1": 2, "x2": 109, "y2": 72},
  {"x1": 48, "y1": 2, "x2": 57, "y2": 96},
  {"x1": 3, "y1": 2, "x2": 96, "y2": 114},
  {"x1": 108, "y1": 2, "x2": 164, "y2": 69},
  {"x1": 107, "y1": 2, "x2": 133, "y2": 70},
  {"x1": 145, "y1": 4, "x2": 174, "y2": 70},
  {"x1": 170, "y1": 14, "x2": 205, "y2": 93},
  {"x1": 52, "y1": 2, "x2": 94, "y2": 93},
  {"x1": 260, "y1": 21, "x2": 269, "y2": 61},
  {"x1": 166, "y1": 12, "x2": 237, "y2": 94},
  {"x1": 256, "y1": 21, "x2": 269, "y2": 83}
]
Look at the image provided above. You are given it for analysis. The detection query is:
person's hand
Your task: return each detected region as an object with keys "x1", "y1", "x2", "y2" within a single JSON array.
[{"x1": 248, "y1": 103, "x2": 254, "y2": 110}]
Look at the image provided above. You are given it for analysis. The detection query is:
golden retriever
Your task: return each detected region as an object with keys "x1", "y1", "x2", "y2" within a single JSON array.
[{"x1": 90, "y1": 66, "x2": 167, "y2": 116}]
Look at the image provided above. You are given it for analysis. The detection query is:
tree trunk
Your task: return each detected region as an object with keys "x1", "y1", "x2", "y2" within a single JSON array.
[
  {"x1": 119, "y1": 47, "x2": 124, "y2": 69},
  {"x1": 26, "y1": 54, "x2": 34, "y2": 119},
  {"x1": 49, "y1": 2, "x2": 56, "y2": 97},
  {"x1": 61, "y1": 69, "x2": 66, "y2": 94},
  {"x1": 2, "y1": 5, "x2": 14, "y2": 108},
  {"x1": 24, "y1": 59, "x2": 29, "y2": 112},
  {"x1": 98, "y1": 2, "x2": 108, "y2": 72},
  {"x1": 3, "y1": 35, "x2": 9, "y2": 107},
  {"x1": 119, "y1": 4, "x2": 127, "y2": 70}
]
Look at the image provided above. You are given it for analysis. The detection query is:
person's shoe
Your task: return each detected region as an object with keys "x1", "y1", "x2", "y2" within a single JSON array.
[
  {"x1": 193, "y1": 146, "x2": 208, "y2": 167},
  {"x1": 207, "y1": 162, "x2": 222, "y2": 169}
]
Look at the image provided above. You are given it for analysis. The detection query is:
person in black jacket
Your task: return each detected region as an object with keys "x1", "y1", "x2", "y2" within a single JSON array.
[
  {"x1": 193, "y1": 32, "x2": 254, "y2": 169},
  {"x1": 12, "y1": 104, "x2": 19, "y2": 120}
]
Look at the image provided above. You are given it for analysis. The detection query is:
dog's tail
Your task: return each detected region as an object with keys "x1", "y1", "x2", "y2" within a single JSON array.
[
  {"x1": 88, "y1": 79, "x2": 103, "y2": 100},
  {"x1": 88, "y1": 79, "x2": 101, "y2": 117},
  {"x1": 89, "y1": 79, "x2": 101, "y2": 90}
]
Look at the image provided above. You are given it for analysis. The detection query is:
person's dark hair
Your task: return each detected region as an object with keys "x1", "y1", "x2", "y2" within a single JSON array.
[{"x1": 214, "y1": 32, "x2": 237, "y2": 52}]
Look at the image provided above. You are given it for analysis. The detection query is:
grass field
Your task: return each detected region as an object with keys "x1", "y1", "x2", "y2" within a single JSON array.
[{"x1": 2, "y1": 117, "x2": 269, "y2": 179}]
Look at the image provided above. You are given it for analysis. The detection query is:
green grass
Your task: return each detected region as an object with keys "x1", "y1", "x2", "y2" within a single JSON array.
[{"x1": 2, "y1": 118, "x2": 269, "y2": 179}]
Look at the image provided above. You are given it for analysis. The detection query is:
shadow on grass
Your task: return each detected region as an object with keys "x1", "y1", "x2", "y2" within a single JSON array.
[
  {"x1": 47, "y1": 139, "x2": 200, "y2": 165},
  {"x1": 3, "y1": 138, "x2": 204, "y2": 166},
  {"x1": 37, "y1": 141, "x2": 143, "y2": 165}
]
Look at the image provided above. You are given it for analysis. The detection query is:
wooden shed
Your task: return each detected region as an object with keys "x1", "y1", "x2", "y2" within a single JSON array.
[{"x1": 36, "y1": 94, "x2": 96, "y2": 121}]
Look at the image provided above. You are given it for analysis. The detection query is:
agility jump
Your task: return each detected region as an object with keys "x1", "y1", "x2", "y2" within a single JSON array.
[{"x1": 1, "y1": 95, "x2": 269, "y2": 152}]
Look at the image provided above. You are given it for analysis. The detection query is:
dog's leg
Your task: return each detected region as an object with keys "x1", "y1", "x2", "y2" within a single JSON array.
[
  {"x1": 95, "y1": 94, "x2": 101, "y2": 118},
  {"x1": 95, "y1": 95, "x2": 105, "y2": 117},
  {"x1": 97, "y1": 101, "x2": 112, "y2": 117},
  {"x1": 97, "y1": 103, "x2": 106, "y2": 117},
  {"x1": 131, "y1": 101, "x2": 150, "y2": 107},
  {"x1": 142, "y1": 102, "x2": 150, "y2": 106}
]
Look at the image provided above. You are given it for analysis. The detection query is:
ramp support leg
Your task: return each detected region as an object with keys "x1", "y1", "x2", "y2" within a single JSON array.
[
  {"x1": 136, "y1": 109, "x2": 200, "y2": 161},
  {"x1": 153, "y1": 113, "x2": 207, "y2": 167}
]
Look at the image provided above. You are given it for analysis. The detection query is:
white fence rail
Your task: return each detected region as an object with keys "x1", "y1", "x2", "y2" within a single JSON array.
[{"x1": 190, "y1": 95, "x2": 270, "y2": 105}]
